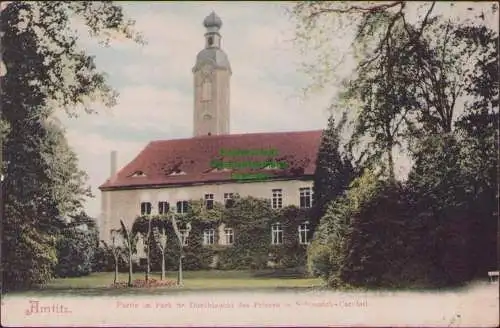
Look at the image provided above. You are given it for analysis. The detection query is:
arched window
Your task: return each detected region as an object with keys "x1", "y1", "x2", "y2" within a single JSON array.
[{"x1": 201, "y1": 79, "x2": 212, "y2": 101}]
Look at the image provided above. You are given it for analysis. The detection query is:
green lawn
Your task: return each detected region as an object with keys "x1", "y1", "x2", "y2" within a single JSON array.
[{"x1": 7, "y1": 270, "x2": 324, "y2": 296}]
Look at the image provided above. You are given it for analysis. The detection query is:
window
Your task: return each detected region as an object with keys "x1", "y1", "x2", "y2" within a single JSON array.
[
  {"x1": 158, "y1": 201, "x2": 170, "y2": 215},
  {"x1": 140, "y1": 202, "x2": 152, "y2": 215},
  {"x1": 271, "y1": 223, "x2": 283, "y2": 245},
  {"x1": 298, "y1": 222, "x2": 310, "y2": 245},
  {"x1": 224, "y1": 228, "x2": 234, "y2": 245},
  {"x1": 205, "y1": 193, "x2": 214, "y2": 210},
  {"x1": 131, "y1": 171, "x2": 146, "y2": 177},
  {"x1": 203, "y1": 229, "x2": 215, "y2": 245},
  {"x1": 272, "y1": 189, "x2": 283, "y2": 209},
  {"x1": 110, "y1": 230, "x2": 121, "y2": 245},
  {"x1": 299, "y1": 187, "x2": 312, "y2": 208},
  {"x1": 224, "y1": 193, "x2": 234, "y2": 208},
  {"x1": 201, "y1": 80, "x2": 212, "y2": 101},
  {"x1": 180, "y1": 229, "x2": 189, "y2": 246},
  {"x1": 176, "y1": 201, "x2": 189, "y2": 214},
  {"x1": 207, "y1": 36, "x2": 214, "y2": 46},
  {"x1": 169, "y1": 170, "x2": 186, "y2": 176}
]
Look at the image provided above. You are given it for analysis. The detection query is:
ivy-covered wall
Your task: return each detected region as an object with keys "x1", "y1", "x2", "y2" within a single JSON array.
[{"x1": 127, "y1": 196, "x2": 312, "y2": 271}]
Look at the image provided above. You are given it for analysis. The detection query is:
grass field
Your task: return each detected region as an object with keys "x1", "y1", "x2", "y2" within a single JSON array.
[{"x1": 8, "y1": 270, "x2": 324, "y2": 296}]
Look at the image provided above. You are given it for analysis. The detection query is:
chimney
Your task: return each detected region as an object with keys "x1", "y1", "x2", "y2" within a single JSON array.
[{"x1": 110, "y1": 150, "x2": 117, "y2": 177}]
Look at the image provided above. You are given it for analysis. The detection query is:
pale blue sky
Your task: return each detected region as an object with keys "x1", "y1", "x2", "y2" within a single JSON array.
[{"x1": 57, "y1": 1, "x2": 497, "y2": 218}]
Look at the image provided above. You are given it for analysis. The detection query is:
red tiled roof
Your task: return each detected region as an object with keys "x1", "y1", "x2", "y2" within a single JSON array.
[{"x1": 99, "y1": 130, "x2": 323, "y2": 190}]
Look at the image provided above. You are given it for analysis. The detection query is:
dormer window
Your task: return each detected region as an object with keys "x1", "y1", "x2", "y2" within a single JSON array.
[
  {"x1": 169, "y1": 170, "x2": 186, "y2": 176},
  {"x1": 208, "y1": 167, "x2": 230, "y2": 173},
  {"x1": 263, "y1": 161, "x2": 287, "y2": 170},
  {"x1": 131, "y1": 171, "x2": 146, "y2": 177}
]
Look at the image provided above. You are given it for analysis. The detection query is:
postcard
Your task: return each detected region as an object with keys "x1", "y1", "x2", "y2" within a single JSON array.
[{"x1": 1, "y1": 1, "x2": 498, "y2": 327}]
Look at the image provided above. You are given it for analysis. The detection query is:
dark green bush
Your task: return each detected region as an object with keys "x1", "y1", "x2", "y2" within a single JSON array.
[{"x1": 55, "y1": 227, "x2": 98, "y2": 278}]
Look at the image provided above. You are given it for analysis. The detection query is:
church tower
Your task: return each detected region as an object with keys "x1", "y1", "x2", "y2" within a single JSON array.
[{"x1": 193, "y1": 12, "x2": 231, "y2": 137}]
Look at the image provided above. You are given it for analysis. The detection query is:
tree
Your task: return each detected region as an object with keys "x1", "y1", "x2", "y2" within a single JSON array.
[
  {"x1": 119, "y1": 220, "x2": 137, "y2": 287},
  {"x1": 308, "y1": 169, "x2": 385, "y2": 286},
  {"x1": 343, "y1": 10, "x2": 421, "y2": 180},
  {"x1": 289, "y1": 2, "x2": 496, "y2": 93},
  {"x1": 0, "y1": 1, "x2": 142, "y2": 290},
  {"x1": 132, "y1": 215, "x2": 170, "y2": 281},
  {"x1": 171, "y1": 215, "x2": 191, "y2": 286},
  {"x1": 153, "y1": 224, "x2": 169, "y2": 280},
  {"x1": 291, "y1": 3, "x2": 498, "y2": 281},
  {"x1": 55, "y1": 227, "x2": 95, "y2": 278},
  {"x1": 54, "y1": 213, "x2": 98, "y2": 278},
  {"x1": 311, "y1": 113, "x2": 354, "y2": 232},
  {"x1": 290, "y1": 1, "x2": 497, "y2": 140},
  {"x1": 307, "y1": 195, "x2": 350, "y2": 285},
  {"x1": 340, "y1": 180, "x2": 408, "y2": 287},
  {"x1": 454, "y1": 24, "x2": 499, "y2": 271},
  {"x1": 144, "y1": 216, "x2": 152, "y2": 282},
  {"x1": 101, "y1": 229, "x2": 122, "y2": 285},
  {"x1": 406, "y1": 134, "x2": 477, "y2": 285}
]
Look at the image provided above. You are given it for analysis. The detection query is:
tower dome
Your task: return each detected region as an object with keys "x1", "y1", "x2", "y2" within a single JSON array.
[
  {"x1": 203, "y1": 11, "x2": 222, "y2": 29},
  {"x1": 193, "y1": 11, "x2": 231, "y2": 73}
]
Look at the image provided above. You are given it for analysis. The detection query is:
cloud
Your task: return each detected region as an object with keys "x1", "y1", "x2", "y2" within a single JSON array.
[{"x1": 65, "y1": 130, "x2": 147, "y2": 216}]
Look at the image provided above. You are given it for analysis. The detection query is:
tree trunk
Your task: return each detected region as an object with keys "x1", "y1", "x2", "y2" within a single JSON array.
[
  {"x1": 145, "y1": 237, "x2": 150, "y2": 282},
  {"x1": 146, "y1": 219, "x2": 151, "y2": 282},
  {"x1": 128, "y1": 249, "x2": 133, "y2": 287},
  {"x1": 113, "y1": 254, "x2": 118, "y2": 284},
  {"x1": 387, "y1": 145, "x2": 395, "y2": 182},
  {"x1": 161, "y1": 250, "x2": 165, "y2": 280},
  {"x1": 178, "y1": 250, "x2": 183, "y2": 286}
]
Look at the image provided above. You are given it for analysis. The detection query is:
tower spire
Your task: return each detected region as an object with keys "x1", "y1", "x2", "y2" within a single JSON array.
[
  {"x1": 203, "y1": 11, "x2": 222, "y2": 48},
  {"x1": 192, "y1": 12, "x2": 231, "y2": 137}
]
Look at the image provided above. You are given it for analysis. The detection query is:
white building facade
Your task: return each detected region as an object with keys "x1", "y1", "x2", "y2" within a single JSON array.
[{"x1": 98, "y1": 12, "x2": 322, "y2": 252}]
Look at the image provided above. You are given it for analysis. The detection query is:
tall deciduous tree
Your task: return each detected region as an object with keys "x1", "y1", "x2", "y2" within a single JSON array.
[
  {"x1": 291, "y1": 1, "x2": 498, "y2": 288},
  {"x1": 0, "y1": 1, "x2": 142, "y2": 291}
]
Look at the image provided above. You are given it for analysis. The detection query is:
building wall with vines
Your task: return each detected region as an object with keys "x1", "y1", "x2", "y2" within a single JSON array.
[{"x1": 130, "y1": 196, "x2": 312, "y2": 271}]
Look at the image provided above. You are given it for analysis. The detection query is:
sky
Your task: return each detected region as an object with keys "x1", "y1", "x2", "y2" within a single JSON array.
[
  {"x1": 55, "y1": 1, "x2": 498, "y2": 219},
  {"x1": 59, "y1": 2, "x2": 337, "y2": 218}
]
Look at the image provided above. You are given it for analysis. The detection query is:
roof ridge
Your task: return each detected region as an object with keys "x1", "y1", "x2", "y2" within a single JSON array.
[{"x1": 150, "y1": 129, "x2": 323, "y2": 144}]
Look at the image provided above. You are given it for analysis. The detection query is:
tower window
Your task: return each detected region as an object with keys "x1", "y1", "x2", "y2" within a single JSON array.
[
  {"x1": 201, "y1": 80, "x2": 212, "y2": 101},
  {"x1": 207, "y1": 36, "x2": 214, "y2": 46}
]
